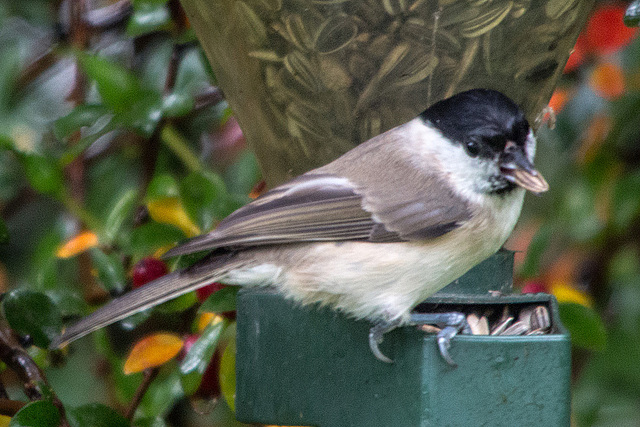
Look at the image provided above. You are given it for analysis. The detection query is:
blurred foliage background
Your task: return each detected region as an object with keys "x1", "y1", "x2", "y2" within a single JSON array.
[{"x1": 0, "y1": 0, "x2": 638, "y2": 426}]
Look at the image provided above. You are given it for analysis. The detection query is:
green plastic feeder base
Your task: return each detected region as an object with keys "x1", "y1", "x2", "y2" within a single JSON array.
[{"x1": 235, "y1": 252, "x2": 571, "y2": 427}]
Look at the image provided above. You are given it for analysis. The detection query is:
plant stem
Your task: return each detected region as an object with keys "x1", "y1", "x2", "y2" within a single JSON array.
[{"x1": 160, "y1": 123, "x2": 203, "y2": 172}]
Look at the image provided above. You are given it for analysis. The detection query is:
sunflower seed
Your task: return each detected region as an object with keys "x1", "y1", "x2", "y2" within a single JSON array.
[
  {"x1": 460, "y1": 1, "x2": 513, "y2": 38},
  {"x1": 545, "y1": 0, "x2": 579, "y2": 20},
  {"x1": 467, "y1": 313, "x2": 490, "y2": 335},
  {"x1": 491, "y1": 316, "x2": 514, "y2": 335},
  {"x1": 284, "y1": 51, "x2": 320, "y2": 92},
  {"x1": 234, "y1": 2, "x2": 267, "y2": 46},
  {"x1": 319, "y1": 56, "x2": 353, "y2": 90},
  {"x1": 500, "y1": 320, "x2": 529, "y2": 336},
  {"x1": 248, "y1": 49, "x2": 283, "y2": 62},
  {"x1": 315, "y1": 14, "x2": 358, "y2": 54},
  {"x1": 285, "y1": 13, "x2": 315, "y2": 51},
  {"x1": 530, "y1": 306, "x2": 551, "y2": 330}
]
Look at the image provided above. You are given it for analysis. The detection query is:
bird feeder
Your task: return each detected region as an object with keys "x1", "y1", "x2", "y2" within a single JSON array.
[{"x1": 235, "y1": 251, "x2": 571, "y2": 426}]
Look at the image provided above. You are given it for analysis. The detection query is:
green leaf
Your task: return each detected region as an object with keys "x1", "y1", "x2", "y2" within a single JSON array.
[
  {"x1": 103, "y1": 189, "x2": 139, "y2": 243},
  {"x1": 127, "y1": 0, "x2": 172, "y2": 37},
  {"x1": 20, "y1": 153, "x2": 64, "y2": 197},
  {"x1": 90, "y1": 248, "x2": 127, "y2": 294},
  {"x1": 558, "y1": 302, "x2": 607, "y2": 351},
  {"x1": 611, "y1": 171, "x2": 640, "y2": 231},
  {"x1": 180, "y1": 319, "x2": 228, "y2": 395},
  {"x1": 0, "y1": 41, "x2": 20, "y2": 110},
  {"x1": 180, "y1": 170, "x2": 230, "y2": 231},
  {"x1": 156, "y1": 291, "x2": 198, "y2": 314},
  {"x1": 9, "y1": 400, "x2": 60, "y2": 427},
  {"x1": 45, "y1": 290, "x2": 88, "y2": 318},
  {"x1": 59, "y1": 117, "x2": 117, "y2": 166},
  {"x1": 129, "y1": 222, "x2": 185, "y2": 258},
  {"x1": 78, "y1": 53, "x2": 142, "y2": 115},
  {"x1": 146, "y1": 174, "x2": 180, "y2": 201},
  {"x1": 625, "y1": 0, "x2": 640, "y2": 27},
  {"x1": 53, "y1": 104, "x2": 111, "y2": 140},
  {"x1": 67, "y1": 403, "x2": 128, "y2": 427},
  {"x1": 519, "y1": 223, "x2": 553, "y2": 278},
  {"x1": 219, "y1": 334, "x2": 236, "y2": 412},
  {"x1": 224, "y1": 150, "x2": 261, "y2": 196},
  {"x1": 133, "y1": 417, "x2": 167, "y2": 427},
  {"x1": 2, "y1": 289, "x2": 62, "y2": 348},
  {"x1": 199, "y1": 286, "x2": 240, "y2": 314},
  {"x1": 162, "y1": 92, "x2": 195, "y2": 118},
  {"x1": 0, "y1": 216, "x2": 7, "y2": 244}
]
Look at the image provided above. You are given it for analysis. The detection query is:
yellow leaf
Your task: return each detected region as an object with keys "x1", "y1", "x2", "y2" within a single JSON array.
[
  {"x1": 0, "y1": 415, "x2": 10, "y2": 427},
  {"x1": 197, "y1": 312, "x2": 225, "y2": 333},
  {"x1": 550, "y1": 281, "x2": 593, "y2": 308},
  {"x1": 146, "y1": 197, "x2": 200, "y2": 238},
  {"x1": 56, "y1": 231, "x2": 99, "y2": 258},
  {"x1": 123, "y1": 333, "x2": 184, "y2": 375}
]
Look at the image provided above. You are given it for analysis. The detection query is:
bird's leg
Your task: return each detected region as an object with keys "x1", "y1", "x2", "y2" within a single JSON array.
[
  {"x1": 409, "y1": 312, "x2": 468, "y2": 366},
  {"x1": 368, "y1": 318, "x2": 402, "y2": 364},
  {"x1": 369, "y1": 312, "x2": 468, "y2": 365}
]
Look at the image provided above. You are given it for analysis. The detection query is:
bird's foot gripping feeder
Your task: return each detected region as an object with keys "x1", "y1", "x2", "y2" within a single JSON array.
[{"x1": 235, "y1": 251, "x2": 571, "y2": 427}]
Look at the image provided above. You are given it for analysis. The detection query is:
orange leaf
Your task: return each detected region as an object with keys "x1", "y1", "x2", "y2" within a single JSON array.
[
  {"x1": 585, "y1": 3, "x2": 638, "y2": 55},
  {"x1": 590, "y1": 62, "x2": 625, "y2": 99},
  {"x1": 197, "y1": 312, "x2": 225, "y2": 333},
  {"x1": 548, "y1": 89, "x2": 570, "y2": 114},
  {"x1": 123, "y1": 333, "x2": 184, "y2": 375},
  {"x1": 564, "y1": 35, "x2": 587, "y2": 73},
  {"x1": 56, "y1": 231, "x2": 99, "y2": 258}
]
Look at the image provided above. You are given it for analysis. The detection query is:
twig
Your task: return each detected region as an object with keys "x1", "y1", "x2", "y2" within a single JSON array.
[
  {"x1": 125, "y1": 367, "x2": 160, "y2": 420},
  {"x1": 0, "y1": 399, "x2": 25, "y2": 417},
  {"x1": 0, "y1": 321, "x2": 70, "y2": 426}
]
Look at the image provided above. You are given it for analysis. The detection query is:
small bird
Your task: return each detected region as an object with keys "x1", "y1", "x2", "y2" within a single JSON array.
[{"x1": 51, "y1": 89, "x2": 548, "y2": 363}]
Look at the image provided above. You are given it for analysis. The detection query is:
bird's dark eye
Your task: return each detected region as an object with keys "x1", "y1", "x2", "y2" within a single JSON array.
[
  {"x1": 465, "y1": 140, "x2": 480, "y2": 157},
  {"x1": 485, "y1": 135, "x2": 507, "y2": 151}
]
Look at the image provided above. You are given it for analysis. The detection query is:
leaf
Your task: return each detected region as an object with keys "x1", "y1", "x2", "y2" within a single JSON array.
[
  {"x1": 9, "y1": 400, "x2": 60, "y2": 427},
  {"x1": 0, "y1": 217, "x2": 7, "y2": 244},
  {"x1": 53, "y1": 104, "x2": 111, "y2": 140},
  {"x1": 124, "y1": 333, "x2": 184, "y2": 374},
  {"x1": 127, "y1": 0, "x2": 172, "y2": 37},
  {"x1": 558, "y1": 302, "x2": 607, "y2": 351},
  {"x1": 519, "y1": 223, "x2": 553, "y2": 278},
  {"x1": 90, "y1": 248, "x2": 127, "y2": 294},
  {"x1": 180, "y1": 170, "x2": 230, "y2": 232},
  {"x1": 162, "y1": 92, "x2": 195, "y2": 118},
  {"x1": 180, "y1": 319, "x2": 228, "y2": 395},
  {"x1": 146, "y1": 198, "x2": 200, "y2": 238},
  {"x1": 129, "y1": 222, "x2": 185, "y2": 258},
  {"x1": 146, "y1": 174, "x2": 180, "y2": 201},
  {"x1": 219, "y1": 334, "x2": 236, "y2": 412},
  {"x1": 67, "y1": 403, "x2": 129, "y2": 427},
  {"x1": 103, "y1": 189, "x2": 139, "y2": 243},
  {"x1": 56, "y1": 231, "x2": 99, "y2": 258},
  {"x1": 611, "y1": 171, "x2": 640, "y2": 231},
  {"x1": 133, "y1": 417, "x2": 167, "y2": 427},
  {"x1": 78, "y1": 53, "x2": 142, "y2": 115},
  {"x1": 223, "y1": 150, "x2": 261, "y2": 196},
  {"x1": 2, "y1": 289, "x2": 62, "y2": 348},
  {"x1": 156, "y1": 292, "x2": 198, "y2": 314},
  {"x1": 199, "y1": 286, "x2": 240, "y2": 314},
  {"x1": 19, "y1": 153, "x2": 64, "y2": 197}
]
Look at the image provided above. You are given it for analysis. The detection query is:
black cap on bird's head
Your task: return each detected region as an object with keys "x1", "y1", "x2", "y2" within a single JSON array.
[{"x1": 421, "y1": 89, "x2": 549, "y2": 195}]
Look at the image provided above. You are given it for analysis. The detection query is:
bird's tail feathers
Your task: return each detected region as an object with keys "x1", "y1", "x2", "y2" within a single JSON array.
[{"x1": 51, "y1": 260, "x2": 227, "y2": 349}]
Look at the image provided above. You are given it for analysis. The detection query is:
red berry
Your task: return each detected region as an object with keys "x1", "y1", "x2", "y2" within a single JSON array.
[
  {"x1": 195, "y1": 282, "x2": 226, "y2": 302},
  {"x1": 132, "y1": 257, "x2": 168, "y2": 288},
  {"x1": 179, "y1": 334, "x2": 221, "y2": 398},
  {"x1": 521, "y1": 281, "x2": 548, "y2": 294}
]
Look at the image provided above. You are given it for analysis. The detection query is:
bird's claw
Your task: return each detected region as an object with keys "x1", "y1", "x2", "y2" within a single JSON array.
[
  {"x1": 368, "y1": 327, "x2": 394, "y2": 363},
  {"x1": 410, "y1": 311, "x2": 467, "y2": 366}
]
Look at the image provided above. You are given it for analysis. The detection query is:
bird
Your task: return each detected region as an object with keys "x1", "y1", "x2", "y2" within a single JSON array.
[{"x1": 51, "y1": 88, "x2": 548, "y2": 364}]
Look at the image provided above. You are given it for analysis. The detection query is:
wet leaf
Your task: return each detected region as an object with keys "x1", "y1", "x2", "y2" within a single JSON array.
[
  {"x1": 67, "y1": 403, "x2": 128, "y2": 427},
  {"x1": 162, "y1": 92, "x2": 195, "y2": 118},
  {"x1": 9, "y1": 400, "x2": 59, "y2": 427},
  {"x1": 559, "y1": 302, "x2": 607, "y2": 351},
  {"x1": 2, "y1": 289, "x2": 62, "y2": 348},
  {"x1": 199, "y1": 286, "x2": 240, "y2": 314},
  {"x1": 124, "y1": 333, "x2": 184, "y2": 374},
  {"x1": 180, "y1": 319, "x2": 228, "y2": 395}
]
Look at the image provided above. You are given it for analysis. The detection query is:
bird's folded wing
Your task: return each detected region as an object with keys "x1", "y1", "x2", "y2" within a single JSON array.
[{"x1": 164, "y1": 170, "x2": 472, "y2": 257}]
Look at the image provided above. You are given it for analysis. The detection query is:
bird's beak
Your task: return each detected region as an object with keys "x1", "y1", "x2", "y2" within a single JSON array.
[{"x1": 500, "y1": 141, "x2": 549, "y2": 194}]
